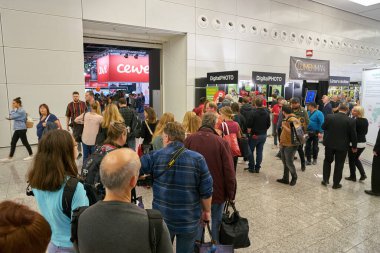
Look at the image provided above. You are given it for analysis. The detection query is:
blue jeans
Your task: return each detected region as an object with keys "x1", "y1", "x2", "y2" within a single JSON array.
[
  {"x1": 82, "y1": 143, "x2": 95, "y2": 165},
  {"x1": 248, "y1": 134, "x2": 267, "y2": 171},
  {"x1": 47, "y1": 242, "x2": 74, "y2": 253},
  {"x1": 211, "y1": 203, "x2": 225, "y2": 243},
  {"x1": 170, "y1": 229, "x2": 199, "y2": 253}
]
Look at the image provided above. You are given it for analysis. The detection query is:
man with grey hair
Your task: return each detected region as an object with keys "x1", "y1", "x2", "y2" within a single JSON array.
[
  {"x1": 322, "y1": 103, "x2": 357, "y2": 189},
  {"x1": 184, "y1": 112, "x2": 236, "y2": 242},
  {"x1": 77, "y1": 148, "x2": 172, "y2": 253},
  {"x1": 140, "y1": 121, "x2": 213, "y2": 253}
]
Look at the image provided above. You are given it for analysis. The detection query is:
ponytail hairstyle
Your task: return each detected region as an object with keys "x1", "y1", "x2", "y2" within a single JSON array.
[
  {"x1": 104, "y1": 121, "x2": 127, "y2": 147},
  {"x1": 13, "y1": 97, "x2": 22, "y2": 106}
]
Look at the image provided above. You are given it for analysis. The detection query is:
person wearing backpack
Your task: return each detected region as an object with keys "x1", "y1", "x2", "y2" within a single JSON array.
[
  {"x1": 82, "y1": 122, "x2": 128, "y2": 199},
  {"x1": 118, "y1": 98, "x2": 141, "y2": 151},
  {"x1": 0, "y1": 97, "x2": 33, "y2": 162},
  {"x1": 36, "y1": 103, "x2": 61, "y2": 141},
  {"x1": 76, "y1": 148, "x2": 172, "y2": 253},
  {"x1": 276, "y1": 105, "x2": 301, "y2": 186},
  {"x1": 290, "y1": 98, "x2": 309, "y2": 171},
  {"x1": 27, "y1": 130, "x2": 89, "y2": 253}
]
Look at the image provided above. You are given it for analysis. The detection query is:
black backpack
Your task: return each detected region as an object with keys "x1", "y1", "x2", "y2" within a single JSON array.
[
  {"x1": 70, "y1": 206, "x2": 163, "y2": 253},
  {"x1": 130, "y1": 113, "x2": 142, "y2": 138},
  {"x1": 82, "y1": 144, "x2": 116, "y2": 189}
]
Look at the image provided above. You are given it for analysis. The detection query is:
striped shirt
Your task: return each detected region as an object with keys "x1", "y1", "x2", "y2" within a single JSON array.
[{"x1": 140, "y1": 141, "x2": 213, "y2": 234}]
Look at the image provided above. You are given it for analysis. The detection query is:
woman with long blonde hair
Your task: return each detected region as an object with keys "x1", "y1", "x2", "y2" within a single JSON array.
[
  {"x1": 152, "y1": 112, "x2": 175, "y2": 150},
  {"x1": 182, "y1": 111, "x2": 195, "y2": 132},
  {"x1": 95, "y1": 104, "x2": 124, "y2": 146},
  {"x1": 185, "y1": 114, "x2": 201, "y2": 138},
  {"x1": 346, "y1": 106, "x2": 369, "y2": 182}
]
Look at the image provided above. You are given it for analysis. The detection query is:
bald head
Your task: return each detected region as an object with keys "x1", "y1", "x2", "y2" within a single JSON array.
[{"x1": 100, "y1": 148, "x2": 141, "y2": 192}]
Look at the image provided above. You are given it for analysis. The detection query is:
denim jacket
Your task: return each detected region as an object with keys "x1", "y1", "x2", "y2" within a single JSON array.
[{"x1": 9, "y1": 107, "x2": 27, "y2": 130}]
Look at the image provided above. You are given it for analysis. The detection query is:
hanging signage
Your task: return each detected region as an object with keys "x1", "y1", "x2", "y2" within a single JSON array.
[
  {"x1": 97, "y1": 55, "x2": 149, "y2": 83},
  {"x1": 329, "y1": 76, "x2": 350, "y2": 86},
  {"x1": 252, "y1": 71, "x2": 285, "y2": 85},
  {"x1": 207, "y1": 71, "x2": 238, "y2": 84},
  {"x1": 289, "y1": 57, "x2": 330, "y2": 80},
  {"x1": 306, "y1": 49, "x2": 313, "y2": 57},
  {"x1": 206, "y1": 86, "x2": 219, "y2": 101}
]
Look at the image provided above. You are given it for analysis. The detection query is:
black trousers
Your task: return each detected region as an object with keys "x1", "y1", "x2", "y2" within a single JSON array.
[
  {"x1": 10, "y1": 129, "x2": 33, "y2": 157},
  {"x1": 305, "y1": 134, "x2": 319, "y2": 161},
  {"x1": 348, "y1": 148, "x2": 365, "y2": 179},
  {"x1": 297, "y1": 144, "x2": 305, "y2": 166},
  {"x1": 323, "y1": 147, "x2": 347, "y2": 185},
  {"x1": 371, "y1": 154, "x2": 380, "y2": 193}
]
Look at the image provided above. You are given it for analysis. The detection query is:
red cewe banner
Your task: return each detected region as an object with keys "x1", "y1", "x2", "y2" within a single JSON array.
[
  {"x1": 97, "y1": 55, "x2": 149, "y2": 83},
  {"x1": 97, "y1": 55, "x2": 110, "y2": 83}
]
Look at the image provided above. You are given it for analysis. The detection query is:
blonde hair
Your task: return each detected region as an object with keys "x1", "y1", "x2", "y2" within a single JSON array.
[
  {"x1": 187, "y1": 115, "x2": 201, "y2": 134},
  {"x1": 91, "y1": 101, "x2": 101, "y2": 115},
  {"x1": 220, "y1": 106, "x2": 233, "y2": 119},
  {"x1": 182, "y1": 111, "x2": 195, "y2": 132},
  {"x1": 152, "y1": 112, "x2": 175, "y2": 140},
  {"x1": 102, "y1": 104, "x2": 124, "y2": 128},
  {"x1": 353, "y1": 106, "x2": 365, "y2": 118}
]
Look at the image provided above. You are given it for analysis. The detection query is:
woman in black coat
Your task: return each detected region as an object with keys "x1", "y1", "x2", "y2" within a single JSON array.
[{"x1": 345, "y1": 106, "x2": 369, "y2": 182}]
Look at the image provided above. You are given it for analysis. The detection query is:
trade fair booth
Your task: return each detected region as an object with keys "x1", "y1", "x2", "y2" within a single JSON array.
[
  {"x1": 288, "y1": 56, "x2": 330, "y2": 105},
  {"x1": 252, "y1": 71, "x2": 286, "y2": 105}
]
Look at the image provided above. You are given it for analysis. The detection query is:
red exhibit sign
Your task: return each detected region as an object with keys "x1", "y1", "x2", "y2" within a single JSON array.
[
  {"x1": 85, "y1": 81, "x2": 108, "y2": 88},
  {"x1": 97, "y1": 55, "x2": 149, "y2": 83}
]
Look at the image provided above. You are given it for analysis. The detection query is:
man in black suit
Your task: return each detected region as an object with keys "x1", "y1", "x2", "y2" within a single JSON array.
[
  {"x1": 321, "y1": 103, "x2": 357, "y2": 189},
  {"x1": 365, "y1": 128, "x2": 380, "y2": 196}
]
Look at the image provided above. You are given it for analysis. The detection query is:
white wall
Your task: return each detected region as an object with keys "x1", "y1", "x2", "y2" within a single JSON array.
[
  {"x1": 83, "y1": 0, "x2": 380, "y2": 110},
  {"x1": 2, "y1": 0, "x2": 380, "y2": 146},
  {"x1": 0, "y1": 0, "x2": 84, "y2": 146}
]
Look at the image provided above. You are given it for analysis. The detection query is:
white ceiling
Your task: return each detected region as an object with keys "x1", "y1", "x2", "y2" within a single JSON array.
[{"x1": 313, "y1": 0, "x2": 380, "y2": 21}]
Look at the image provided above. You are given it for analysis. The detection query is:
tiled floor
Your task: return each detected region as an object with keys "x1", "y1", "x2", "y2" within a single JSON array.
[{"x1": 1, "y1": 139, "x2": 380, "y2": 253}]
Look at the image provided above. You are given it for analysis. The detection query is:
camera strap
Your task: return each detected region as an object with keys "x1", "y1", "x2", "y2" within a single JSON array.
[{"x1": 154, "y1": 147, "x2": 186, "y2": 181}]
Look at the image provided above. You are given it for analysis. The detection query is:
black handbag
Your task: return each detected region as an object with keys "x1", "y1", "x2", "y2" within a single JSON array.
[
  {"x1": 220, "y1": 201, "x2": 250, "y2": 249},
  {"x1": 195, "y1": 222, "x2": 234, "y2": 253},
  {"x1": 237, "y1": 134, "x2": 249, "y2": 158}
]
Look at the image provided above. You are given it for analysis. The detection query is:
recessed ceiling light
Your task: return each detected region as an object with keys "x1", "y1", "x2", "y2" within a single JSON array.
[{"x1": 349, "y1": 0, "x2": 380, "y2": 6}]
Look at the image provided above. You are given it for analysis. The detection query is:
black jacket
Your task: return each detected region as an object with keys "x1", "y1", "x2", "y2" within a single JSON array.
[
  {"x1": 246, "y1": 108, "x2": 271, "y2": 135},
  {"x1": 240, "y1": 104, "x2": 253, "y2": 121},
  {"x1": 354, "y1": 118, "x2": 368, "y2": 143},
  {"x1": 322, "y1": 112, "x2": 357, "y2": 151},
  {"x1": 374, "y1": 128, "x2": 380, "y2": 154}
]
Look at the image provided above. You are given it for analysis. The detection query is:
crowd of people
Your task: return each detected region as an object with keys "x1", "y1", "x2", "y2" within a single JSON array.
[{"x1": 1, "y1": 90, "x2": 380, "y2": 253}]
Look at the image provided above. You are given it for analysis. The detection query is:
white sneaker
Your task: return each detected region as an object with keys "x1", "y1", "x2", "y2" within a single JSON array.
[
  {"x1": 23, "y1": 155, "x2": 34, "y2": 161},
  {"x1": 0, "y1": 157, "x2": 12, "y2": 162}
]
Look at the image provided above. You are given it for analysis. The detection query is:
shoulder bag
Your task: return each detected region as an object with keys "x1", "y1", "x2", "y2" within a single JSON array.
[{"x1": 222, "y1": 122, "x2": 241, "y2": 157}]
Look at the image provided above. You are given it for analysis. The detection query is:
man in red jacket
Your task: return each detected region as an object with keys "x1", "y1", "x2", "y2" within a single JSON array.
[{"x1": 184, "y1": 112, "x2": 236, "y2": 243}]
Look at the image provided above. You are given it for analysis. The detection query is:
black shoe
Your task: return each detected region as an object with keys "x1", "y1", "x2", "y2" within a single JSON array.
[
  {"x1": 306, "y1": 161, "x2": 312, "y2": 166},
  {"x1": 345, "y1": 177, "x2": 356, "y2": 182},
  {"x1": 301, "y1": 165, "x2": 306, "y2": 171},
  {"x1": 248, "y1": 169, "x2": 255, "y2": 173},
  {"x1": 290, "y1": 177, "x2": 297, "y2": 186},
  {"x1": 255, "y1": 169, "x2": 260, "y2": 173},
  {"x1": 77, "y1": 153, "x2": 82, "y2": 160},
  {"x1": 321, "y1": 180, "x2": 329, "y2": 186},
  {"x1": 277, "y1": 178, "x2": 289, "y2": 185},
  {"x1": 359, "y1": 175, "x2": 367, "y2": 181},
  {"x1": 294, "y1": 157, "x2": 298, "y2": 160},
  {"x1": 364, "y1": 190, "x2": 380, "y2": 196},
  {"x1": 312, "y1": 159, "x2": 317, "y2": 165},
  {"x1": 332, "y1": 184, "x2": 342, "y2": 189}
]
